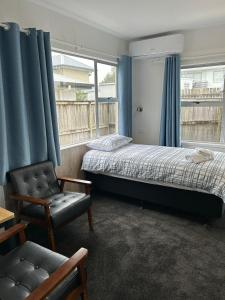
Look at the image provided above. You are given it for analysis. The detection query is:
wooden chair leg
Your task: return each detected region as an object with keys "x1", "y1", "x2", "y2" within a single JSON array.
[
  {"x1": 81, "y1": 290, "x2": 88, "y2": 300},
  {"x1": 15, "y1": 200, "x2": 22, "y2": 223},
  {"x1": 44, "y1": 206, "x2": 56, "y2": 251},
  {"x1": 87, "y1": 207, "x2": 94, "y2": 231},
  {"x1": 79, "y1": 261, "x2": 88, "y2": 300},
  {"x1": 47, "y1": 224, "x2": 56, "y2": 251}
]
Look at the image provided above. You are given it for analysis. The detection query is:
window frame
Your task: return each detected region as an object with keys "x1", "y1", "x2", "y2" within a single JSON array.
[
  {"x1": 181, "y1": 62, "x2": 225, "y2": 148},
  {"x1": 52, "y1": 48, "x2": 118, "y2": 148}
]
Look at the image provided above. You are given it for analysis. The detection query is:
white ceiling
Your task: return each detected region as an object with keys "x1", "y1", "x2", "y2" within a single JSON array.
[{"x1": 30, "y1": 0, "x2": 225, "y2": 39}]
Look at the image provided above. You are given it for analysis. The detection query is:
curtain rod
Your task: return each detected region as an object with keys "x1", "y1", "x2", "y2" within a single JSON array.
[
  {"x1": 52, "y1": 38, "x2": 120, "y2": 60},
  {"x1": 0, "y1": 22, "x2": 29, "y2": 34}
]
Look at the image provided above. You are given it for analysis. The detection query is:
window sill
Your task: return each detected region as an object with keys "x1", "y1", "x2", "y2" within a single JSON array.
[
  {"x1": 59, "y1": 134, "x2": 115, "y2": 151},
  {"x1": 60, "y1": 141, "x2": 89, "y2": 151},
  {"x1": 182, "y1": 141, "x2": 225, "y2": 152}
]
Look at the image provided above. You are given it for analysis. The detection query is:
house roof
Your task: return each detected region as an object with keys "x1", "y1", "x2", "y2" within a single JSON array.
[{"x1": 52, "y1": 54, "x2": 94, "y2": 72}]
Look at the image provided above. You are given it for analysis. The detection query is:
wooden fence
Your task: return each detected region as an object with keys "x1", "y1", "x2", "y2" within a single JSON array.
[
  {"x1": 56, "y1": 88, "x2": 224, "y2": 145},
  {"x1": 181, "y1": 88, "x2": 223, "y2": 99},
  {"x1": 181, "y1": 88, "x2": 223, "y2": 142},
  {"x1": 56, "y1": 101, "x2": 118, "y2": 146}
]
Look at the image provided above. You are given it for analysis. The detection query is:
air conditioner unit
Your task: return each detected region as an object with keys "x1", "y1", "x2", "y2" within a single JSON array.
[{"x1": 129, "y1": 34, "x2": 184, "y2": 59}]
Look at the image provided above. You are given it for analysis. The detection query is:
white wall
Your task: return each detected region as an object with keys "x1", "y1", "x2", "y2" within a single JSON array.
[
  {"x1": 132, "y1": 59, "x2": 165, "y2": 144},
  {"x1": 132, "y1": 23, "x2": 225, "y2": 145},
  {"x1": 0, "y1": 0, "x2": 128, "y2": 61},
  {"x1": 0, "y1": 0, "x2": 128, "y2": 207},
  {"x1": 182, "y1": 25, "x2": 225, "y2": 65}
]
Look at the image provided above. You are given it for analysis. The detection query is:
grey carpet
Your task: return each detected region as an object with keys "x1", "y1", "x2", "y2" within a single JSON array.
[{"x1": 28, "y1": 192, "x2": 225, "y2": 300}]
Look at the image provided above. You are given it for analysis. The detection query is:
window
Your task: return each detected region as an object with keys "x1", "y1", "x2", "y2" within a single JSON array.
[
  {"x1": 214, "y1": 71, "x2": 224, "y2": 83},
  {"x1": 96, "y1": 63, "x2": 118, "y2": 137},
  {"x1": 181, "y1": 65, "x2": 225, "y2": 143},
  {"x1": 52, "y1": 51, "x2": 118, "y2": 147}
]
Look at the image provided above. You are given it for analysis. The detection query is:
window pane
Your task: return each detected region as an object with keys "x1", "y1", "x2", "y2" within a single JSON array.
[
  {"x1": 97, "y1": 63, "x2": 118, "y2": 136},
  {"x1": 52, "y1": 52, "x2": 96, "y2": 146},
  {"x1": 97, "y1": 63, "x2": 117, "y2": 97},
  {"x1": 98, "y1": 101, "x2": 119, "y2": 136},
  {"x1": 181, "y1": 106, "x2": 223, "y2": 142},
  {"x1": 181, "y1": 65, "x2": 225, "y2": 143}
]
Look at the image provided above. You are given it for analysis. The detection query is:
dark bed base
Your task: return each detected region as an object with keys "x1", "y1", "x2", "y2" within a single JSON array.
[{"x1": 85, "y1": 172, "x2": 224, "y2": 219}]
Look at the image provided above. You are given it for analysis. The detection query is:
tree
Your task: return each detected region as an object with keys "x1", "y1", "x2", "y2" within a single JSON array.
[
  {"x1": 76, "y1": 90, "x2": 87, "y2": 101},
  {"x1": 101, "y1": 67, "x2": 115, "y2": 83}
]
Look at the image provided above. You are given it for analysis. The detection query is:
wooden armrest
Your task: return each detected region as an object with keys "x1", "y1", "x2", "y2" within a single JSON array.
[
  {"x1": 10, "y1": 193, "x2": 49, "y2": 207},
  {"x1": 0, "y1": 224, "x2": 26, "y2": 244},
  {"x1": 26, "y1": 247, "x2": 88, "y2": 300},
  {"x1": 58, "y1": 176, "x2": 92, "y2": 186},
  {"x1": 58, "y1": 177, "x2": 92, "y2": 194}
]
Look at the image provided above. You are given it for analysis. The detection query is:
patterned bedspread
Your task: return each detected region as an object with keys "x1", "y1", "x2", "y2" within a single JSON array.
[{"x1": 82, "y1": 144, "x2": 225, "y2": 202}]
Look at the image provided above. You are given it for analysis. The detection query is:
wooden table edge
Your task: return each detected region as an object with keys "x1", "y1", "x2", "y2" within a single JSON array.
[{"x1": 0, "y1": 207, "x2": 15, "y2": 225}]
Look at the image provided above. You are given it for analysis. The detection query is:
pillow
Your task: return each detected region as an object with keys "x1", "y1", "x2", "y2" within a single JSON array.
[{"x1": 87, "y1": 134, "x2": 133, "y2": 151}]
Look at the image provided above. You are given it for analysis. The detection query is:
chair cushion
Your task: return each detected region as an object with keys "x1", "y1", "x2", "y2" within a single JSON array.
[
  {"x1": 9, "y1": 161, "x2": 60, "y2": 199},
  {"x1": 21, "y1": 192, "x2": 91, "y2": 228},
  {"x1": 0, "y1": 241, "x2": 79, "y2": 300}
]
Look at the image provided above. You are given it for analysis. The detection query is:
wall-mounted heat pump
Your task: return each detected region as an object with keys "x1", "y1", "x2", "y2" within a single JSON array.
[{"x1": 129, "y1": 34, "x2": 184, "y2": 59}]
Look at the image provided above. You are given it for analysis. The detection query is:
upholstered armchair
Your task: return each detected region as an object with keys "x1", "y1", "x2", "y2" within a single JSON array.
[
  {"x1": 0, "y1": 224, "x2": 88, "y2": 300},
  {"x1": 9, "y1": 161, "x2": 93, "y2": 250}
]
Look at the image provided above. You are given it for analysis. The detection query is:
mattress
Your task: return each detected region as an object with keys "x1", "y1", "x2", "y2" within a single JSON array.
[{"x1": 82, "y1": 144, "x2": 225, "y2": 202}]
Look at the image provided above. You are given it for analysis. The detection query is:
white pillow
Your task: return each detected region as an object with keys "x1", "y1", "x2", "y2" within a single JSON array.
[{"x1": 87, "y1": 134, "x2": 132, "y2": 151}]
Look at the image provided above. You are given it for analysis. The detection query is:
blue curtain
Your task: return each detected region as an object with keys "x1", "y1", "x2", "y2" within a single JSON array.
[
  {"x1": 159, "y1": 54, "x2": 181, "y2": 147},
  {"x1": 118, "y1": 55, "x2": 132, "y2": 137},
  {"x1": 0, "y1": 23, "x2": 60, "y2": 185}
]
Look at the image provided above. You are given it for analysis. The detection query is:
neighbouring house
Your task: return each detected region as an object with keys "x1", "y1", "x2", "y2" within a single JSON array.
[{"x1": 52, "y1": 53, "x2": 94, "y2": 101}]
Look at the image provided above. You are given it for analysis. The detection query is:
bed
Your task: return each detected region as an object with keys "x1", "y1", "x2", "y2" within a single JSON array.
[{"x1": 82, "y1": 143, "x2": 225, "y2": 218}]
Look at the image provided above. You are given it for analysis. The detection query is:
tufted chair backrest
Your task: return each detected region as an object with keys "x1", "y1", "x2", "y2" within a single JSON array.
[{"x1": 9, "y1": 161, "x2": 60, "y2": 198}]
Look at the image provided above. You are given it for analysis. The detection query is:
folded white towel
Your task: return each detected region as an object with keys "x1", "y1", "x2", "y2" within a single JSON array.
[
  {"x1": 195, "y1": 148, "x2": 214, "y2": 159},
  {"x1": 185, "y1": 148, "x2": 214, "y2": 164}
]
